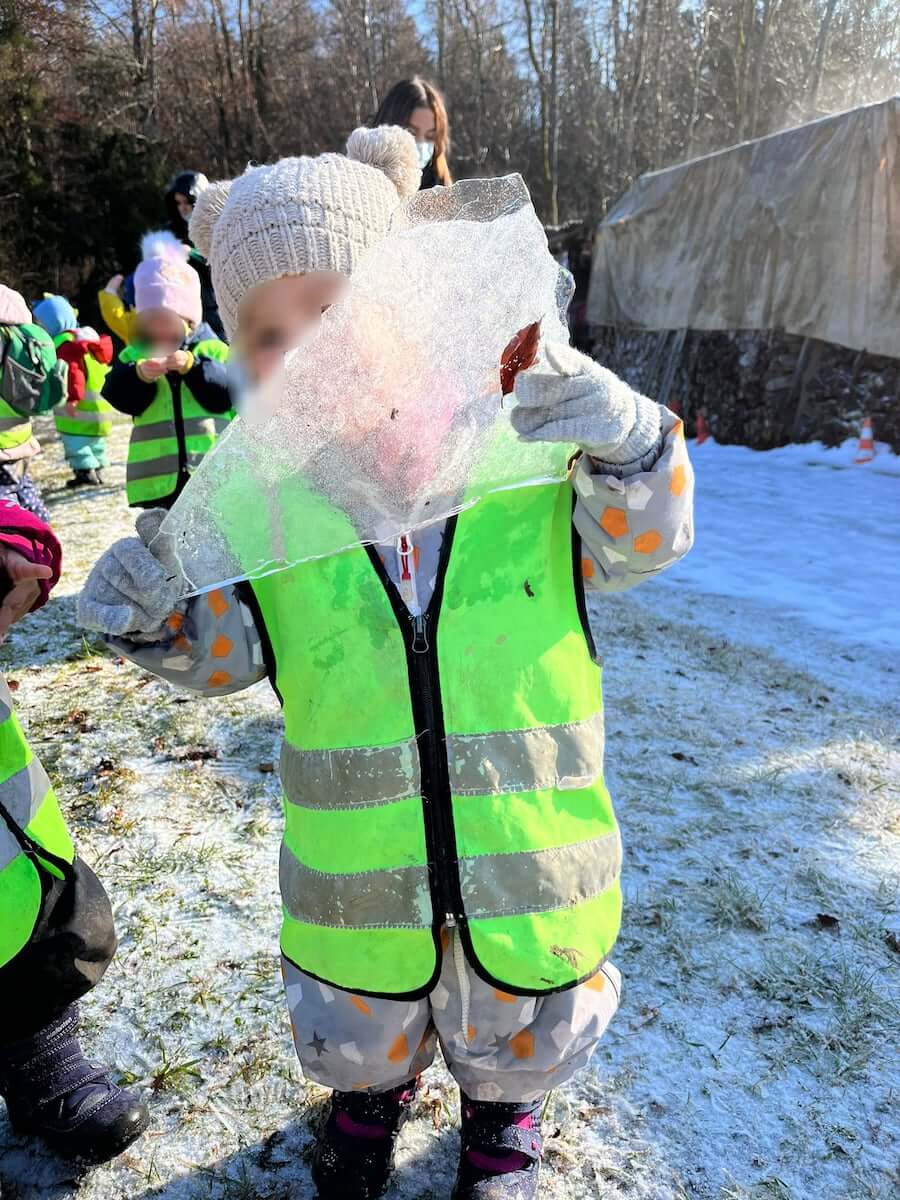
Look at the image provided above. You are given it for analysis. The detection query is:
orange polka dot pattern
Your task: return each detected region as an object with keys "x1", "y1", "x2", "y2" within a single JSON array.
[
  {"x1": 284, "y1": 931, "x2": 621, "y2": 1103},
  {"x1": 577, "y1": 406, "x2": 693, "y2": 592}
]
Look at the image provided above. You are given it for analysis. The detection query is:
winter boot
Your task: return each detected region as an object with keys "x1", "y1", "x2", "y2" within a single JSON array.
[
  {"x1": 66, "y1": 470, "x2": 98, "y2": 488},
  {"x1": 311, "y1": 1080, "x2": 416, "y2": 1199},
  {"x1": 0, "y1": 1005, "x2": 149, "y2": 1163},
  {"x1": 452, "y1": 1095, "x2": 544, "y2": 1199}
]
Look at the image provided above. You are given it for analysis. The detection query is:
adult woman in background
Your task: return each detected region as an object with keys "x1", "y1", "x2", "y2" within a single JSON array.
[
  {"x1": 372, "y1": 77, "x2": 453, "y2": 189},
  {"x1": 163, "y1": 170, "x2": 226, "y2": 340}
]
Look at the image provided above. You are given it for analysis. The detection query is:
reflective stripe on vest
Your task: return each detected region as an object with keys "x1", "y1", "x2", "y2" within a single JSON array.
[
  {"x1": 0, "y1": 398, "x2": 32, "y2": 451},
  {"x1": 54, "y1": 355, "x2": 114, "y2": 438},
  {"x1": 124, "y1": 343, "x2": 231, "y2": 505},
  {"x1": 0, "y1": 678, "x2": 75, "y2": 967},
  {"x1": 252, "y1": 454, "x2": 622, "y2": 999}
]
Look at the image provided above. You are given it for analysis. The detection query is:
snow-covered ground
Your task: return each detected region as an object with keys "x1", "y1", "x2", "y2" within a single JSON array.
[{"x1": 1, "y1": 421, "x2": 897, "y2": 1200}]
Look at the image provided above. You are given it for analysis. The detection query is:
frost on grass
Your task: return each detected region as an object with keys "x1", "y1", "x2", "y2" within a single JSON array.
[
  {"x1": 160, "y1": 175, "x2": 571, "y2": 596},
  {"x1": 0, "y1": 423, "x2": 898, "y2": 1199}
]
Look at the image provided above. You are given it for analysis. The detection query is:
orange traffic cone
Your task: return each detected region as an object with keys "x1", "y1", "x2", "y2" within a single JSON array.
[
  {"x1": 854, "y1": 416, "x2": 876, "y2": 464},
  {"x1": 695, "y1": 409, "x2": 711, "y2": 444}
]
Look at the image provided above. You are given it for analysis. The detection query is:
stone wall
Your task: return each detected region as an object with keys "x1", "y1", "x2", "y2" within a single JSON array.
[{"x1": 591, "y1": 327, "x2": 900, "y2": 452}]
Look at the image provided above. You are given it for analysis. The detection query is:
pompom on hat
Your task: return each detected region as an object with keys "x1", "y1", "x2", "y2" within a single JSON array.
[
  {"x1": 190, "y1": 126, "x2": 421, "y2": 339},
  {"x1": 134, "y1": 231, "x2": 202, "y2": 328}
]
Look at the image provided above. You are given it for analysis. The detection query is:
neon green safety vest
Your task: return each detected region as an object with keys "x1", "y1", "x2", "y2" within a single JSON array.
[
  {"x1": 0, "y1": 676, "x2": 75, "y2": 968},
  {"x1": 0, "y1": 396, "x2": 32, "y2": 452},
  {"x1": 52, "y1": 333, "x2": 114, "y2": 440},
  {"x1": 120, "y1": 340, "x2": 231, "y2": 506},
  {"x1": 251, "y1": 458, "x2": 622, "y2": 999}
]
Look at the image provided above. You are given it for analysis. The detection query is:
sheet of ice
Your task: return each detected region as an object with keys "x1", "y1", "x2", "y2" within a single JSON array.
[{"x1": 161, "y1": 175, "x2": 571, "y2": 595}]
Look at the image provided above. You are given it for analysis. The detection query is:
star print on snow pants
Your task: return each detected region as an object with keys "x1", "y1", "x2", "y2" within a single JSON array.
[{"x1": 283, "y1": 927, "x2": 621, "y2": 1103}]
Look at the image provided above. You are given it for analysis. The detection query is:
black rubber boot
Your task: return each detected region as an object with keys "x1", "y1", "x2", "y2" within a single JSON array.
[
  {"x1": 452, "y1": 1095, "x2": 544, "y2": 1199},
  {"x1": 311, "y1": 1080, "x2": 416, "y2": 1199},
  {"x1": 65, "y1": 470, "x2": 99, "y2": 488},
  {"x1": 0, "y1": 1005, "x2": 149, "y2": 1163}
]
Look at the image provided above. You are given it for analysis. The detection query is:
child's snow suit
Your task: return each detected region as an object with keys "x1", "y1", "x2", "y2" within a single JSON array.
[
  {"x1": 53, "y1": 329, "x2": 115, "y2": 472},
  {"x1": 113, "y1": 407, "x2": 694, "y2": 1100},
  {"x1": 0, "y1": 501, "x2": 116, "y2": 1042},
  {"x1": 102, "y1": 324, "x2": 232, "y2": 508}
]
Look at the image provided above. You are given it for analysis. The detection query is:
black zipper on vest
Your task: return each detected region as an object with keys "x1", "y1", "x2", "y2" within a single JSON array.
[
  {"x1": 171, "y1": 372, "x2": 187, "y2": 481},
  {"x1": 364, "y1": 517, "x2": 463, "y2": 922},
  {"x1": 571, "y1": 493, "x2": 599, "y2": 662}
]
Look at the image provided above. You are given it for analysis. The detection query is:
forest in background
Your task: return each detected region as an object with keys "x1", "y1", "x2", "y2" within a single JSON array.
[{"x1": 3, "y1": 0, "x2": 900, "y2": 312}]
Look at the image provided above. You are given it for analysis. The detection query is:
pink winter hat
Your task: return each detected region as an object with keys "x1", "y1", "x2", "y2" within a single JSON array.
[
  {"x1": 134, "y1": 231, "x2": 202, "y2": 327},
  {"x1": 0, "y1": 285, "x2": 32, "y2": 324}
]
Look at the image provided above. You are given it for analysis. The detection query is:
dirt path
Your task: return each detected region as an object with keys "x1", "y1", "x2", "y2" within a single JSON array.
[{"x1": 1, "y1": 421, "x2": 897, "y2": 1200}]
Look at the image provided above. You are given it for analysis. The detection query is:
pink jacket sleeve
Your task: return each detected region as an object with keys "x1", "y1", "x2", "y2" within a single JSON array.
[{"x1": 0, "y1": 499, "x2": 62, "y2": 611}]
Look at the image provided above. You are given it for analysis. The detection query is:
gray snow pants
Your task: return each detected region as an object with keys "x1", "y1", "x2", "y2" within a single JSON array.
[{"x1": 283, "y1": 926, "x2": 620, "y2": 1103}]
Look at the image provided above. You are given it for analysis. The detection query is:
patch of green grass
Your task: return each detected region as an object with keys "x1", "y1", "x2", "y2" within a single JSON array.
[
  {"x1": 750, "y1": 949, "x2": 899, "y2": 1080},
  {"x1": 707, "y1": 869, "x2": 771, "y2": 932}
]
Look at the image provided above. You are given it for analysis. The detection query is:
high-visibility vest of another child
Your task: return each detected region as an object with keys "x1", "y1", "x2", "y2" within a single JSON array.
[
  {"x1": 53, "y1": 331, "x2": 115, "y2": 440},
  {"x1": 120, "y1": 339, "x2": 231, "y2": 507},
  {"x1": 0, "y1": 676, "x2": 75, "y2": 967},
  {"x1": 250, "y1": 452, "x2": 622, "y2": 999}
]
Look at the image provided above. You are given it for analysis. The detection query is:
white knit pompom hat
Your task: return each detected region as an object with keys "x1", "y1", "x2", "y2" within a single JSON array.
[{"x1": 190, "y1": 127, "x2": 421, "y2": 340}]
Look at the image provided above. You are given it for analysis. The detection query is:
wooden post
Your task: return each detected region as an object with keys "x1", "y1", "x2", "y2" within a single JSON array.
[
  {"x1": 657, "y1": 328, "x2": 687, "y2": 409},
  {"x1": 789, "y1": 338, "x2": 824, "y2": 442},
  {"x1": 646, "y1": 330, "x2": 670, "y2": 395}
]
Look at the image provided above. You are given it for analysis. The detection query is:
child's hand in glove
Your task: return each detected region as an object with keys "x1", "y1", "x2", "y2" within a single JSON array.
[
  {"x1": 511, "y1": 341, "x2": 662, "y2": 467},
  {"x1": 78, "y1": 510, "x2": 184, "y2": 637}
]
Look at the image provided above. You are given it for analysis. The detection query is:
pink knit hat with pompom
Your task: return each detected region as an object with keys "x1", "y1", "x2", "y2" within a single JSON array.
[{"x1": 134, "y1": 232, "x2": 202, "y2": 328}]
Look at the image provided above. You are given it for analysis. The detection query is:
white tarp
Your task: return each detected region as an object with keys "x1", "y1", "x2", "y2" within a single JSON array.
[{"x1": 587, "y1": 97, "x2": 900, "y2": 358}]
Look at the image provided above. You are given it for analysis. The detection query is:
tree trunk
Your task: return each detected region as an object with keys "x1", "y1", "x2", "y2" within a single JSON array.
[
  {"x1": 548, "y1": 0, "x2": 560, "y2": 222},
  {"x1": 807, "y1": 0, "x2": 839, "y2": 116}
]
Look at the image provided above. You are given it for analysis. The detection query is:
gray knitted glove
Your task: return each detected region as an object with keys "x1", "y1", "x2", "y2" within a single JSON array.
[
  {"x1": 78, "y1": 509, "x2": 184, "y2": 636},
  {"x1": 512, "y1": 341, "x2": 663, "y2": 469}
]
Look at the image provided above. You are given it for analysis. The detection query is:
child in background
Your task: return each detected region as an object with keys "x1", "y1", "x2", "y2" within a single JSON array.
[
  {"x1": 0, "y1": 286, "x2": 65, "y2": 523},
  {"x1": 102, "y1": 233, "x2": 231, "y2": 509},
  {"x1": 97, "y1": 273, "x2": 139, "y2": 345},
  {"x1": 81, "y1": 131, "x2": 694, "y2": 1200},
  {"x1": 0, "y1": 495, "x2": 149, "y2": 1165},
  {"x1": 33, "y1": 295, "x2": 115, "y2": 488}
]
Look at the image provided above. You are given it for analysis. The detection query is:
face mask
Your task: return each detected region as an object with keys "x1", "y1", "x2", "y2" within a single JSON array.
[
  {"x1": 226, "y1": 355, "x2": 251, "y2": 414},
  {"x1": 415, "y1": 140, "x2": 434, "y2": 171}
]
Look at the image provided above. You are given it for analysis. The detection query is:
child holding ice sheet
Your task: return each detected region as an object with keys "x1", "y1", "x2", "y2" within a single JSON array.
[{"x1": 80, "y1": 128, "x2": 694, "y2": 1200}]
